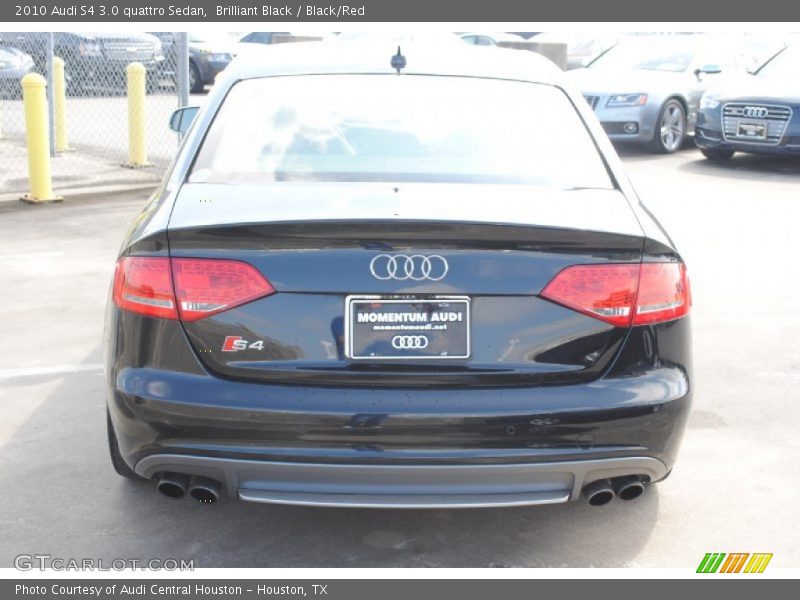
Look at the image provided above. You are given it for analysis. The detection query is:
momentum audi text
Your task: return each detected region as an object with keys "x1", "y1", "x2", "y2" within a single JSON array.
[{"x1": 105, "y1": 38, "x2": 693, "y2": 508}]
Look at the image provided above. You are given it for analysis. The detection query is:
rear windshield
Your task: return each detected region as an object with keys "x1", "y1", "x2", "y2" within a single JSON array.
[{"x1": 189, "y1": 74, "x2": 613, "y2": 188}]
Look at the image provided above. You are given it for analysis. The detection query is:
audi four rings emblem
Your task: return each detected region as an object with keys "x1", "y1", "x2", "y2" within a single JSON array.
[
  {"x1": 742, "y1": 106, "x2": 769, "y2": 119},
  {"x1": 369, "y1": 254, "x2": 449, "y2": 281},
  {"x1": 391, "y1": 335, "x2": 429, "y2": 350}
]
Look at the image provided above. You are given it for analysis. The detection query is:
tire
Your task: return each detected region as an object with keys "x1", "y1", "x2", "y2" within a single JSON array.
[
  {"x1": 189, "y1": 61, "x2": 203, "y2": 94},
  {"x1": 700, "y1": 147, "x2": 735, "y2": 161},
  {"x1": 646, "y1": 99, "x2": 687, "y2": 154},
  {"x1": 107, "y1": 410, "x2": 147, "y2": 481}
]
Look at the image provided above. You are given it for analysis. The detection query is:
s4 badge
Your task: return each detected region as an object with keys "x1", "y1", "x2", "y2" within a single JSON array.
[{"x1": 221, "y1": 336, "x2": 264, "y2": 352}]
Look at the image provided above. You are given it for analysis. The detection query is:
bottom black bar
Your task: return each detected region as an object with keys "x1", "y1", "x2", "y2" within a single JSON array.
[{"x1": 3, "y1": 579, "x2": 794, "y2": 600}]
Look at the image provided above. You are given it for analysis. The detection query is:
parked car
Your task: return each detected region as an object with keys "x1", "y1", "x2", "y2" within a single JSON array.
[
  {"x1": 237, "y1": 31, "x2": 291, "y2": 45},
  {"x1": 565, "y1": 35, "x2": 754, "y2": 153},
  {"x1": 459, "y1": 32, "x2": 525, "y2": 46},
  {"x1": 532, "y1": 32, "x2": 619, "y2": 69},
  {"x1": 147, "y1": 32, "x2": 178, "y2": 86},
  {"x1": 106, "y1": 39, "x2": 692, "y2": 508},
  {"x1": 188, "y1": 32, "x2": 237, "y2": 93},
  {"x1": 0, "y1": 36, "x2": 34, "y2": 98},
  {"x1": 0, "y1": 32, "x2": 165, "y2": 95},
  {"x1": 695, "y1": 44, "x2": 800, "y2": 160}
]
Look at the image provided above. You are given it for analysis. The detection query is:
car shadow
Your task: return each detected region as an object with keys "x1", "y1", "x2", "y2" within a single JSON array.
[
  {"x1": 678, "y1": 153, "x2": 800, "y2": 181},
  {"x1": 0, "y1": 348, "x2": 660, "y2": 568},
  {"x1": 613, "y1": 140, "x2": 699, "y2": 162},
  {"x1": 613, "y1": 141, "x2": 800, "y2": 183}
]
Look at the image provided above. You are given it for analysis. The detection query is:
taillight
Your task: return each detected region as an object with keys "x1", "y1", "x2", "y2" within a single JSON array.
[
  {"x1": 541, "y1": 262, "x2": 690, "y2": 327},
  {"x1": 113, "y1": 257, "x2": 178, "y2": 320},
  {"x1": 171, "y1": 258, "x2": 274, "y2": 322},
  {"x1": 112, "y1": 257, "x2": 275, "y2": 321}
]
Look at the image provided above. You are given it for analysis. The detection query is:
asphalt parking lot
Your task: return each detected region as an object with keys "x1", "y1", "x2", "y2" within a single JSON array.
[{"x1": 0, "y1": 146, "x2": 798, "y2": 568}]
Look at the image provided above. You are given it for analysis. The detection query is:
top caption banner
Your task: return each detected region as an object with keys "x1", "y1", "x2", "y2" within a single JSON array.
[{"x1": 4, "y1": 0, "x2": 800, "y2": 22}]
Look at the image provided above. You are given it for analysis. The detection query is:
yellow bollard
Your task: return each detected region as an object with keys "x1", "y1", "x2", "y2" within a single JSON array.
[
  {"x1": 20, "y1": 73, "x2": 61, "y2": 203},
  {"x1": 125, "y1": 62, "x2": 151, "y2": 168},
  {"x1": 53, "y1": 57, "x2": 72, "y2": 152}
]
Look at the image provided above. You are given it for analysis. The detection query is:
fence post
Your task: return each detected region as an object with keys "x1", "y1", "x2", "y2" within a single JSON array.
[
  {"x1": 53, "y1": 57, "x2": 71, "y2": 152},
  {"x1": 125, "y1": 62, "x2": 151, "y2": 168},
  {"x1": 176, "y1": 32, "x2": 190, "y2": 109},
  {"x1": 46, "y1": 32, "x2": 56, "y2": 157},
  {"x1": 20, "y1": 73, "x2": 61, "y2": 203}
]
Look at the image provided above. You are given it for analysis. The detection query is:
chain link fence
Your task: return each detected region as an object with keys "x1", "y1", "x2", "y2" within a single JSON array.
[{"x1": 0, "y1": 31, "x2": 188, "y2": 196}]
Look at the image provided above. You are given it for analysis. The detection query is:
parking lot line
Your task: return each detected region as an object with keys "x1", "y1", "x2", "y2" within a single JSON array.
[{"x1": 0, "y1": 363, "x2": 103, "y2": 380}]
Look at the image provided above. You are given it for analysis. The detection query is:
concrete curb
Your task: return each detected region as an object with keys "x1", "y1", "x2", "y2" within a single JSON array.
[{"x1": 0, "y1": 182, "x2": 158, "y2": 205}]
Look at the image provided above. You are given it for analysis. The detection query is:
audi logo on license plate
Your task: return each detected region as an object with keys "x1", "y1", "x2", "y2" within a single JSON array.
[{"x1": 391, "y1": 335, "x2": 429, "y2": 350}]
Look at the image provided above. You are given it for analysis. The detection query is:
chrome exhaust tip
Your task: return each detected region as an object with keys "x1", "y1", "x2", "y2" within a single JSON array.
[
  {"x1": 188, "y1": 476, "x2": 221, "y2": 504},
  {"x1": 156, "y1": 472, "x2": 190, "y2": 499},
  {"x1": 614, "y1": 476, "x2": 645, "y2": 501},
  {"x1": 582, "y1": 479, "x2": 615, "y2": 506}
]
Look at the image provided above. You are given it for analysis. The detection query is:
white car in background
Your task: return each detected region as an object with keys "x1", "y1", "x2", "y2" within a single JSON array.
[{"x1": 459, "y1": 32, "x2": 526, "y2": 46}]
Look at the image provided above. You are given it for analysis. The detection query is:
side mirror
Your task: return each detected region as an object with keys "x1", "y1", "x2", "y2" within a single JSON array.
[
  {"x1": 694, "y1": 64, "x2": 722, "y2": 78},
  {"x1": 168, "y1": 106, "x2": 199, "y2": 134}
]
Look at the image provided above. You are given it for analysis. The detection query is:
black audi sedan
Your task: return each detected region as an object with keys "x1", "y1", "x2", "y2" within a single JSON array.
[
  {"x1": 105, "y1": 38, "x2": 692, "y2": 508},
  {"x1": 696, "y1": 44, "x2": 800, "y2": 159}
]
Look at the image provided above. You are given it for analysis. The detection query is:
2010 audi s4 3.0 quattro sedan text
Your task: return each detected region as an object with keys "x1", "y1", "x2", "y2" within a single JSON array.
[{"x1": 104, "y1": 38, "x2": 692, "y2": 508}]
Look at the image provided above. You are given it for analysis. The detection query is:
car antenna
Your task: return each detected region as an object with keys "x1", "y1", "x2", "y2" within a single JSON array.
[{"x1": 391, "y1": 46, "x2": 406, "y2": 74}]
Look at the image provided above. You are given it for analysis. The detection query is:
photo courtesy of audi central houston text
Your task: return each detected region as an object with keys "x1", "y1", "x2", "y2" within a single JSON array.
[{"x1": 104, "y1": 36, "x2": 693, "y2": 508}]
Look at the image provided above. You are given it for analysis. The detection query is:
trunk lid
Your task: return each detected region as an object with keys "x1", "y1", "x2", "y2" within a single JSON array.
[{"x1": 167, "y1": 183, "x2": 644, "y2": 387}]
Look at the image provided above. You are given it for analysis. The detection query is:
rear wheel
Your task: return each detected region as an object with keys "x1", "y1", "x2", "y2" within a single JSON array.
[
  {"x1": 646, "y1": 99, "x2": 686, "y2": 154},
  {"x1": 107, "y1": 410, "x2": 147, "y2": 481},
  {"x1": 700, "y1": 147, "x2": 735, "y2": 161},
  {"x1": 189, "y1": 61, "x2": 203, "y2": 94}
]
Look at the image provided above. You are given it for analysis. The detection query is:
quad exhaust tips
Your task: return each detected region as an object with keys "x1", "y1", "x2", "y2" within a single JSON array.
[
  {"x1": 155, "y1": 472, "x2": 221, "y2": 503},
  {"x1": 156, "y1": 472, "x2": 643, "y2": 507},
  {"x1": 582, "y1": 476, "x2": 646, "y2": 506},
  {"x1": 156, "y1": 472, "x2": 190, "y2": 499}
]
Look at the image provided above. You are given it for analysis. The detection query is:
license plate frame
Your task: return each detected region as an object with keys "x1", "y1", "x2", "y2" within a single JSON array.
[
  {"x1": 344, "y1": 295, "x2": 471, "y2": 361},
  {"x1": 737, "y1": 121, "x2": 767, "y2": 139}
]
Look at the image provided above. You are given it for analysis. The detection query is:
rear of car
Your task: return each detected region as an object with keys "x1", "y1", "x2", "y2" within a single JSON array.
[
  {"x1": 0, "y1": 39, "x2": 34, "y2": 97},
  {"x1": 105, "y1": 42, "x2": 692, "y2": 508},
  {"x1": 1, "y1": 32, "x2": 165, "y2": 94},
  {"x1": 696, "y1": 45, "x2": 800, "y2": 159}
]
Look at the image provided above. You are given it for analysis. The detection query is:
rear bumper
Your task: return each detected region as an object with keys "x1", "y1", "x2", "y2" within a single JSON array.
[
  {"x1": 135, "y1": 454, "x2": 667, "y2": 508},
  {"x1": 106, "y1": 310, "x2": 692, "y2": 507}
]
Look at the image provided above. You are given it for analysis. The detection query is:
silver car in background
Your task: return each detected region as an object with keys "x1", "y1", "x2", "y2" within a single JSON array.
[{"x1": 565, "y1": 35, "x2": 756, "y2": 153}]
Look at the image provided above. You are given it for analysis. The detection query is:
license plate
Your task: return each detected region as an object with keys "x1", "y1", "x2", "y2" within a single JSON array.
[
  {"x1": 737, "y1": 121, "x2": 767, "y2": 139},
  {"x1": 345, "y1": 296, "x2": 470, "y2": 360}
]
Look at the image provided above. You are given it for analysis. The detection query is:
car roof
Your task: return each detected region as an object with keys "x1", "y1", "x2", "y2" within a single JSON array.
[{"x1": 222, "y1": 37, "x2": 562, "y2": 85}]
